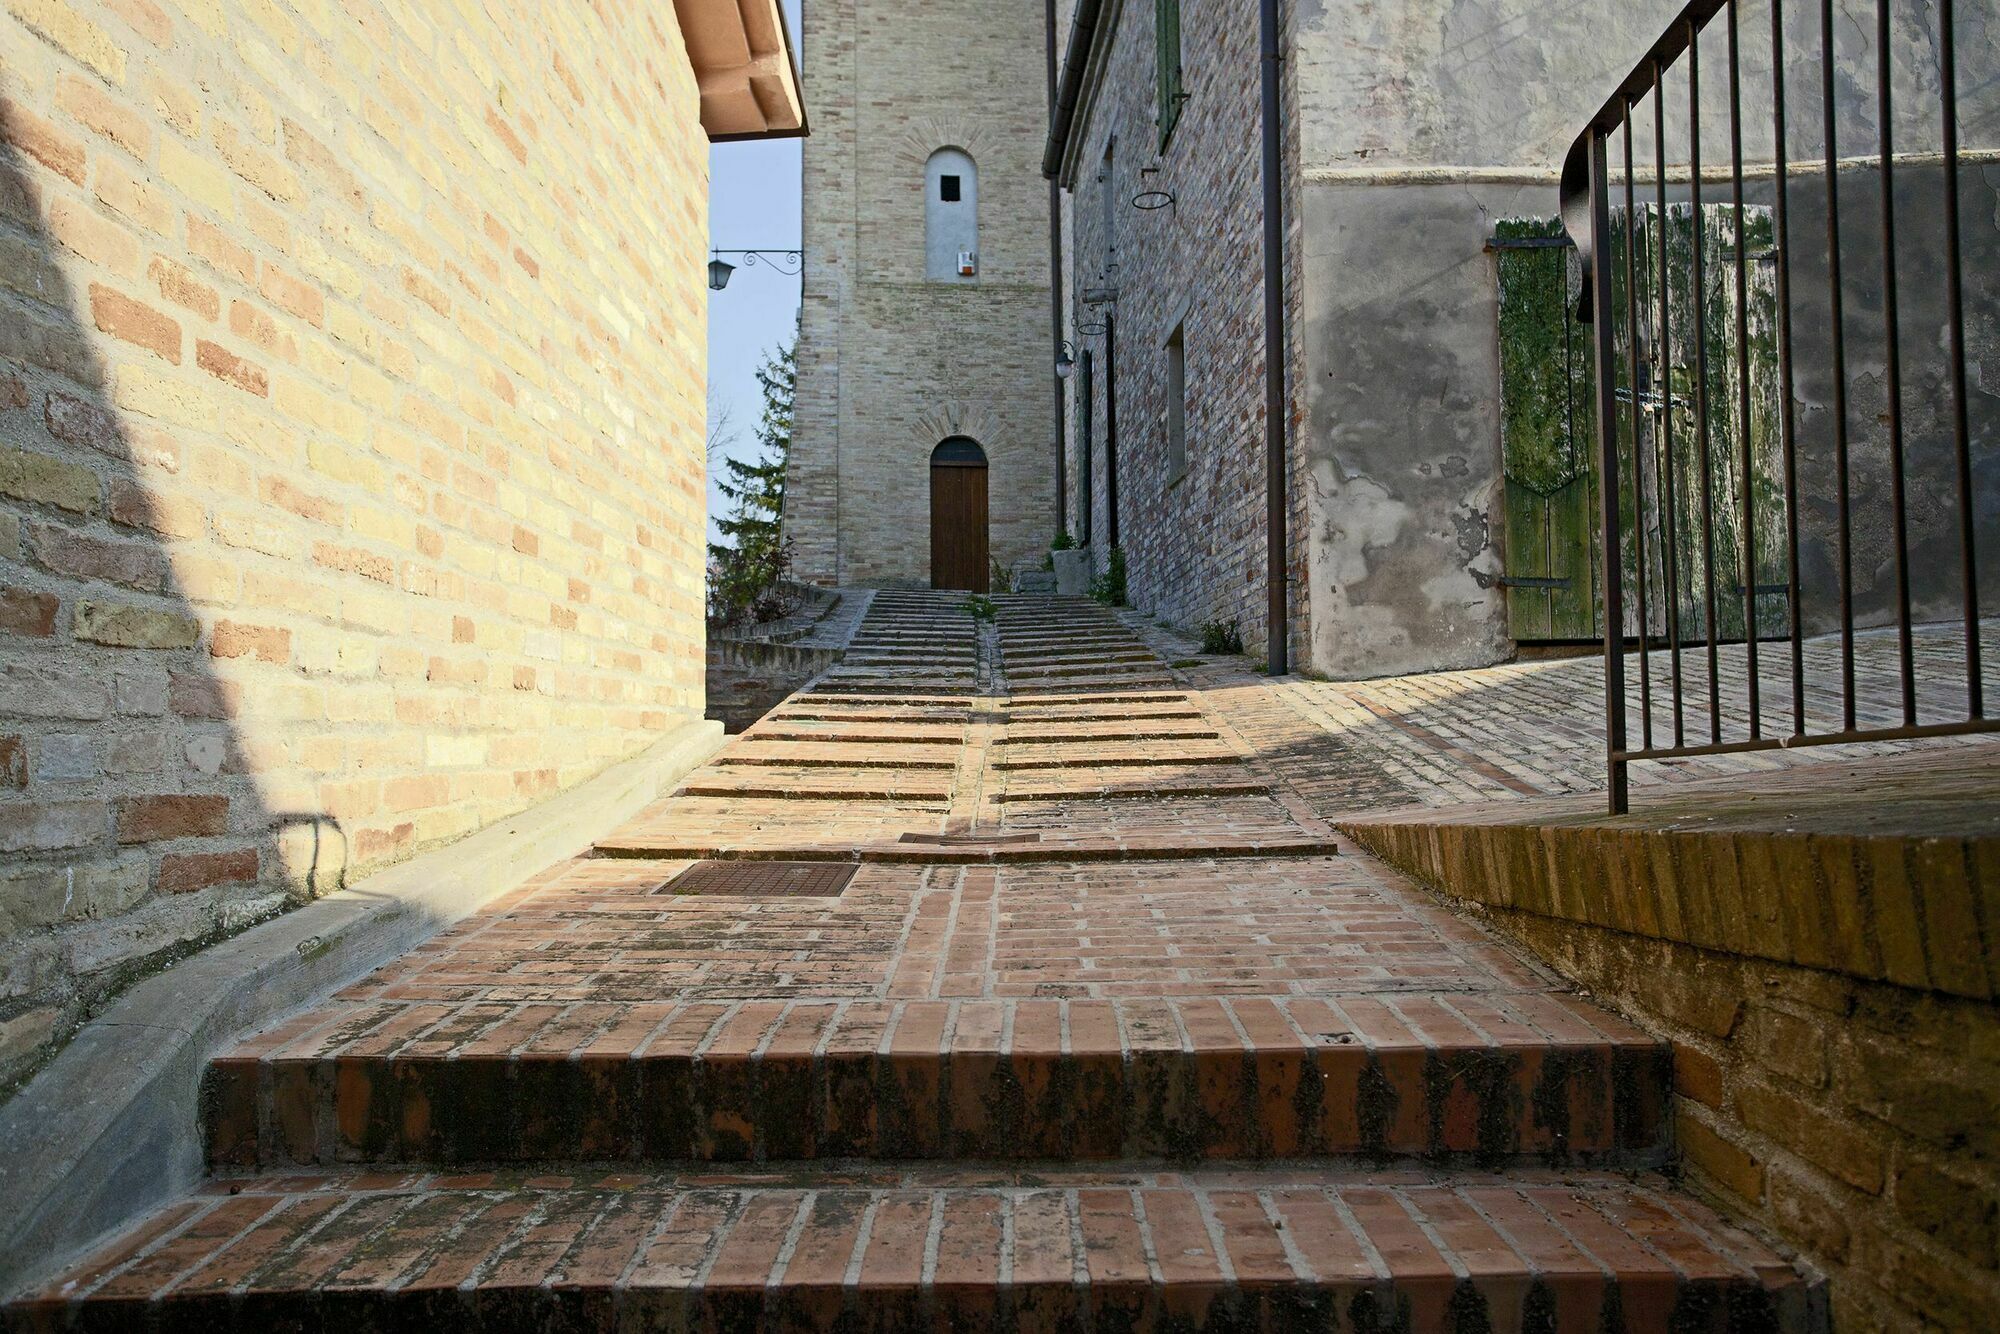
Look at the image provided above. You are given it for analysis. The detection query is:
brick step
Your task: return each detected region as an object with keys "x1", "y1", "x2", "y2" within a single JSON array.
[
  {"x1": 994, "y1": 707, "x2": 1205, "y2": 724},
  {"x1": 715, "y1": 743, "x2": 960, "y2": 769},
  {"x1": 749, "y1": 729, "x2": 966, "y2": 745},
  {"x1": 201, "y1": 994, "x2": 1667, "y2": 1169},
  {"x1": 4, "y1": 1166, "x2": 1817, "y2": 1334},
  {"x1": 1007, "y1": 680, "x2": 1182, "y2": 697},
  {"x1": 769, "y1": 708, "x2": 975, "y2": 724},
  {"x1": 804, "y1": 683, "x2": 980, "y2": 698},
  {"x1": 991, "y1": 777, "x2": 1277, "y2": 801},
  {"x1": 992, "y1": 750, "x2": 1240, "y2": 771},
  {"x1": 1004, "y1": 692, "x2": 1190, "y2": 708},
  {"x1": 995, "y1": 727, "x2": 1221, "y2": 744},
  {"x1": 588, "y1": 835, "x2": 1340, "y2": 862},
  {"x1": 1005, "y1": 662, "x2": 1165, "y2": 679},
  {"x1": 676, "y1": 773, "x2": 958, "y2": 801}
]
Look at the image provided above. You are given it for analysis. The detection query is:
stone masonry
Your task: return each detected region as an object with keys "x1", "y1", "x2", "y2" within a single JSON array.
[
  {"x1": 0, "y1": 0, "x2": 780, "y2": 1094},
  {"x1": 1048, "y1": 0, "x2": 1310, "y2": 663},
  {"x1": 1049, "y1": 0, "x2": 1999, "y2": 678},
  {"x1": 786, "y1": 0, "x2": 1057, "y2": 588}
]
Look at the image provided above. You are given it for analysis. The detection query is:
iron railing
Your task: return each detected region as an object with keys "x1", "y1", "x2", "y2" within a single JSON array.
[{"x1": 1559, "y1": 0, "x2": 1995, "y2": 812}]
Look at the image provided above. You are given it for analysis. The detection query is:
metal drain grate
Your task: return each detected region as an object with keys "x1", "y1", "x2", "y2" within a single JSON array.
[
  {"x1": 897, "y1": 832, "x2": 1042, "y2": 846},
  {"x1": 654, "y1": 860, "x2": 859, "y2": 898}
]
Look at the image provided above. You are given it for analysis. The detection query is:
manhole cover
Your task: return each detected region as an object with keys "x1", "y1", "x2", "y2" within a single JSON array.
[
  {"x1": 897, "y1": 831, "x2": 1042, "y2": 845},
  {"x1": 654, "y1": 861, "x2": 859, "y2": 898}
]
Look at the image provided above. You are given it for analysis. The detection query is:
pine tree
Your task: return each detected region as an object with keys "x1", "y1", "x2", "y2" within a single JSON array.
[{"x1": 707, "y1": 338, "x2": 800, "y2": 625}]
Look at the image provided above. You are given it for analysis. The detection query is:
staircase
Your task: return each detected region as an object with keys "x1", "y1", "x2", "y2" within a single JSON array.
[{"x1": 3, "y1": 594, "x2": 1821, "y2": 1332}]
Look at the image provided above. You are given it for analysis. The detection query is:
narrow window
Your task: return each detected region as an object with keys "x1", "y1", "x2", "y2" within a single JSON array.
[
  {"x1": 1156, "y1": 0, "x2": 1184, "y2": 149},
  {"x1": 925, "y1": 149, "x2": 977, "y2": 281},
  {"x1": 1165, "y1": 322, "x2": 1187, "y2": 485},
  {"x1": 1099, "y1": 141, "x2": 1116, "y2": 273}
]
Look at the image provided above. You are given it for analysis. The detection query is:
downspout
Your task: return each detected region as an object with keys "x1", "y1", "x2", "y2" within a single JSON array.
[
  {"x1": 1045, "y1": 0, "x2": 1068, "y2": 536},
  {"x1": 1105, "y1": 311, "x2": 1120, "y2": 548},
  {"x1": 1258, "y1": 0, "x2": 1290, "y2": 675}
]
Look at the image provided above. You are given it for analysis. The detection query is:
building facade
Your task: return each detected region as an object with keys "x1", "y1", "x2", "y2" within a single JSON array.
[
  {"x1": 0, "y1": 0, "x2": 799, "y2": 1091},
  {"x1": 1048, "y1": 0, "x2": 1998, "y2": 678},
  {"x1": 785, "y1": 0, "x2": 1057, "y2": 591}
]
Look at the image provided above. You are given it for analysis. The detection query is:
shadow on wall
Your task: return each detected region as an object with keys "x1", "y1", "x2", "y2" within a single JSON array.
[{"x1": 0, "y1": 140, "x2": 339, "y2": 1100}]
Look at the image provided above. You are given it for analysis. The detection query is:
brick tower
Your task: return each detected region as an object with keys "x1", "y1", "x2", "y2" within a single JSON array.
[{"x1": 785, "y1": 0, "x2": 1056, "y2": 590}]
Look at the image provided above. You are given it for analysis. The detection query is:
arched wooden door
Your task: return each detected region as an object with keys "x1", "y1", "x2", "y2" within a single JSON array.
[{"x1": 930, "y1": 437, "x2": 989, "y2": 592}]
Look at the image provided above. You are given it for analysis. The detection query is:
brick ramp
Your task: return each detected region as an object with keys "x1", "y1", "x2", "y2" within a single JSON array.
[
  {"x1": 1, "y1": 1169, "x2": 1815, "y2": 1334},
  {"x1": 4, "y1": 594, "x2": 1822, "y2": 1330}
]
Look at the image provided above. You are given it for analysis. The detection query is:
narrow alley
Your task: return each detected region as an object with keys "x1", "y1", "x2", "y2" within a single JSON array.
[{"x1": 6, "y1": 595, "x2": 1815, "y2": 1331}]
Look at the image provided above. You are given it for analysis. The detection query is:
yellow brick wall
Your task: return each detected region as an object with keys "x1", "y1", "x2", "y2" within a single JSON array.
[{"x1": 0, "y1": 0, "x2": 710, "y2": 1091}]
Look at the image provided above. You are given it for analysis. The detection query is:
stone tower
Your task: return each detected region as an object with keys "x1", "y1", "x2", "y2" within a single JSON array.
[{"x1": 785, "y1": 0, "x2": 1056, "y2": 590}]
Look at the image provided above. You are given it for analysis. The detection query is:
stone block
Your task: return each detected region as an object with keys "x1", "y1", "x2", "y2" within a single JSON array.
[
  {"x1": 73, "y1": 601, "x2": 200, "y2": 649},
  {"x1": 0, "y1": 800, "x2": 107, "y2": 854},
  {"x1": 1053, "y1": 549, "x2": 1092, "y2": 596}
]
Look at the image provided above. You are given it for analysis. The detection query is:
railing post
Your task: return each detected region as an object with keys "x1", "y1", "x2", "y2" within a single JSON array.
[{"x1": 1587, "y1": 129, "x2": 1629, "y2": 814}]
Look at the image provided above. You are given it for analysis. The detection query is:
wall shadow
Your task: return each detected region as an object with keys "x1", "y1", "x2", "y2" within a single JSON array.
[{"x1": 0, "y1": 137, "x2": 339, "y2": 1100}]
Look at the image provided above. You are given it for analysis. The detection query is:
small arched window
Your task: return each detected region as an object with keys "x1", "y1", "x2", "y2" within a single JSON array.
[{"x1": 925, "y1": 148, "x2": 978, "y2": 282}]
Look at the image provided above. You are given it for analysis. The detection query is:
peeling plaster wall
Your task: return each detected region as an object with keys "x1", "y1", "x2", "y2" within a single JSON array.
[
  {"x1": 1292, "y1": 0, "x2": 1690, "y2": 676},
  {"x1": 1290, "y1": 0, "x2": 1998, "y2": 678}
]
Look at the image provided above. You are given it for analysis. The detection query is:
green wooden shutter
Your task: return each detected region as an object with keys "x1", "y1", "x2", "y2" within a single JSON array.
[{"x1": 1156, "y1": 0, "x2": 1183, "y2": 149}]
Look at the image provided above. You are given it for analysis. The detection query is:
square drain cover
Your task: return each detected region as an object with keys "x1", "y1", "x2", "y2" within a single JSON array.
[{"x1": 656, "y1": 860, "x2": 859, "y2": 898}]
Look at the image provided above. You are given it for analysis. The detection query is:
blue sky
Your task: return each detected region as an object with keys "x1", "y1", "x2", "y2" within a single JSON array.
[{"x1": 704, "y1": 0, "x2": 805, "y2": 546}]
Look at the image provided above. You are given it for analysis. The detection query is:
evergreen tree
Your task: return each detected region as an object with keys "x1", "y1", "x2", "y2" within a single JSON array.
[{"x1": 707, "y1": 338, "x2": 800, "y2": 625}]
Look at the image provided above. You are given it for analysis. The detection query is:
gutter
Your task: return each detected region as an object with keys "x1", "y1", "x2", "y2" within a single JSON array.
[
  {"x1": 1042, "y1": 0, "x2": 1104, "y2": 179},
  {"x1": 1259, "y1": 0, "x2": 1289, "y2": 674}
]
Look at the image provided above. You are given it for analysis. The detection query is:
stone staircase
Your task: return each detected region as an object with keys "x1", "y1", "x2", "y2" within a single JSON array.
[{"x1": 2, "y1": 594, "x2": 1822, "y2": 1331}]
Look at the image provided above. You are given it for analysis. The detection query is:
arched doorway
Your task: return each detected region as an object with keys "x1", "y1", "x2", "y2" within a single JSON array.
[{"x1": 930, "y1": 437, "x2": 989, "y2": 592}]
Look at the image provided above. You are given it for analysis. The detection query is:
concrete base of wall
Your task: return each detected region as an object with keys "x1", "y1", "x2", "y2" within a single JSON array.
[{"x1": 0, "y1": 718, "x2": 723, "y2": 1296}]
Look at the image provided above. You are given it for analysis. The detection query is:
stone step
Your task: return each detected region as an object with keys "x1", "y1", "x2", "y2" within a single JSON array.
[
  {"x1": 200, "y1": 994, "x2": 1668, "y2": 1169},
  {"x1": 5, "y1": 1166, "x2": 1818, "y2": 1333}
]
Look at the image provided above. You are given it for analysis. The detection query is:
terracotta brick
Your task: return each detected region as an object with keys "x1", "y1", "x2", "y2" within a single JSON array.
[
  {"x1": 89, "y1": 283, "x2": 182, "y2": 363},
  {"x1": 1, "y1": 99, "x2": 86, "y2": 184},
  {"x1": 209, "y1": 619, "x2": 289, "y2": 663},
  {"x1": 258, "y1": 263, "x2": 323, "y2": 326},
  {"x1": 0, "y1": 586, "x2": 59, "y2": 637},
  {"x1": 187, "y1": 214, "x2": 256, "y2": 284},
  {"x1": 116, "y1": 793, "x2": 228, "y2": 843},
  {"x1": 195, "y1": 339, "x2": 269, "y2": 396},
  {"x1": 157, "y1": 847, "x2": 259, "y2": 894},
  {"x1": 0, "y1": 734, "x2": 25, "y2": 787}
]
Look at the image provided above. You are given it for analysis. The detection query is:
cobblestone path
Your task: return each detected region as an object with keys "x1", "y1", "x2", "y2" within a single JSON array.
[{"x1": 8, "y1": 594, "x2": 1820, "y2": 1331}]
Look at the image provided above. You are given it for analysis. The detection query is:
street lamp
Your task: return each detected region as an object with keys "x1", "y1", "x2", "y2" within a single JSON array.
[
  {"x1": 1054, "y1": 340, "x2": 1076, "y2": 380},
  {"x1": 707, "y1": 248, "x2": 804, "y2": 291}
]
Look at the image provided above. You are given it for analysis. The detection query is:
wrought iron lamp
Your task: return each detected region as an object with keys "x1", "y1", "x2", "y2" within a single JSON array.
[{"x1": 706, "y1": 248, "x2": 804, "y2": 291}]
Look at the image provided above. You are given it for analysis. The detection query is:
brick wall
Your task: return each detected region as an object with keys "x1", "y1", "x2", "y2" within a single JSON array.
[
  {"x1": 0, "y1": 0, "x2": 711, "y2": 1094},
  {"x1": 1051, "y1": 0, "x2": 1309, "y2": 662},
  {"x1": 1346, "y1": 807, "x2": 2000, "y2": 1330},
  {"x1": 787, "y1": 0, "x2": 1056, "y2": 589}
]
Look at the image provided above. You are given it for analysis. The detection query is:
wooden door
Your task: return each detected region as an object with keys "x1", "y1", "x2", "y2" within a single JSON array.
[{"x1": 930, "y1": 445, "x2": 988, "y2": 592}]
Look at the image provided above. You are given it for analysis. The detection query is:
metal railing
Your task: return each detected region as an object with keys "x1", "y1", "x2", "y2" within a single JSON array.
[{"x1": 1559, "y1": 0, "x2": 1995, "y2": 812}]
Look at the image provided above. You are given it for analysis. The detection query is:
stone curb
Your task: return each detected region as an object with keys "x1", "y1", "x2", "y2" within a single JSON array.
[{"x1": 0, "y1": 718, "x2": 724, "y2": 1296}]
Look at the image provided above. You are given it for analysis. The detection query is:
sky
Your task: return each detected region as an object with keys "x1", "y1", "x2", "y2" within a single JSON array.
[{"x1": 704, "y1": 0, "x2": 806, "y2": 548}]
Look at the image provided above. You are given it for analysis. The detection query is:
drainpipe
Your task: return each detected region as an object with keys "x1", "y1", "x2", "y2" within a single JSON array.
[
  {"x1": 1259, "y1": 0, "x2": 1289, "y2": 675},
  {"x1": 1045, "y1": 0, "x2": 1068, "y2": 536},
  {"x1": 1105, "y1": 311, "x2": 1120, "y2": 548}
]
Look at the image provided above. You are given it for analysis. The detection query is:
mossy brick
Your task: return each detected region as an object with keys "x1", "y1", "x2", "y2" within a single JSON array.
[
  {"x1": 1677, "y1": 1109, "x2": 1765, "y2": 1207},
  {"x1": 1735, "y1": 1081, "x2": 1883, "y2": 1195},
  {"x1": 0, "y1": 444, "x2": 100, "y2": 513},
  {"x1": 72, "y1": 600, "x2": 199, "y2": 648}
]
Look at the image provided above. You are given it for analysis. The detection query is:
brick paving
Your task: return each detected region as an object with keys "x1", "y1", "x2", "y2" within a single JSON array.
[
  {"x1": 1150, "y1": 616, "x2": 2000, "y2": 815},
  {"x1": 5, "y1": 1168, "x2": 1811, "y2": 1334},
  {"x1": 7, "y1": 592, "x2": 1822, "y2": 1330}
]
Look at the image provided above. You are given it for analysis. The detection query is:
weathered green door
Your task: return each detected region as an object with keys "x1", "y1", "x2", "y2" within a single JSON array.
[
  {"x1": 1496, "y1": 210, "x2": 1788, "y2": 646},
  {"x1": 1496, "y1": 222, "x2": 1600, "y2": 642}
]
